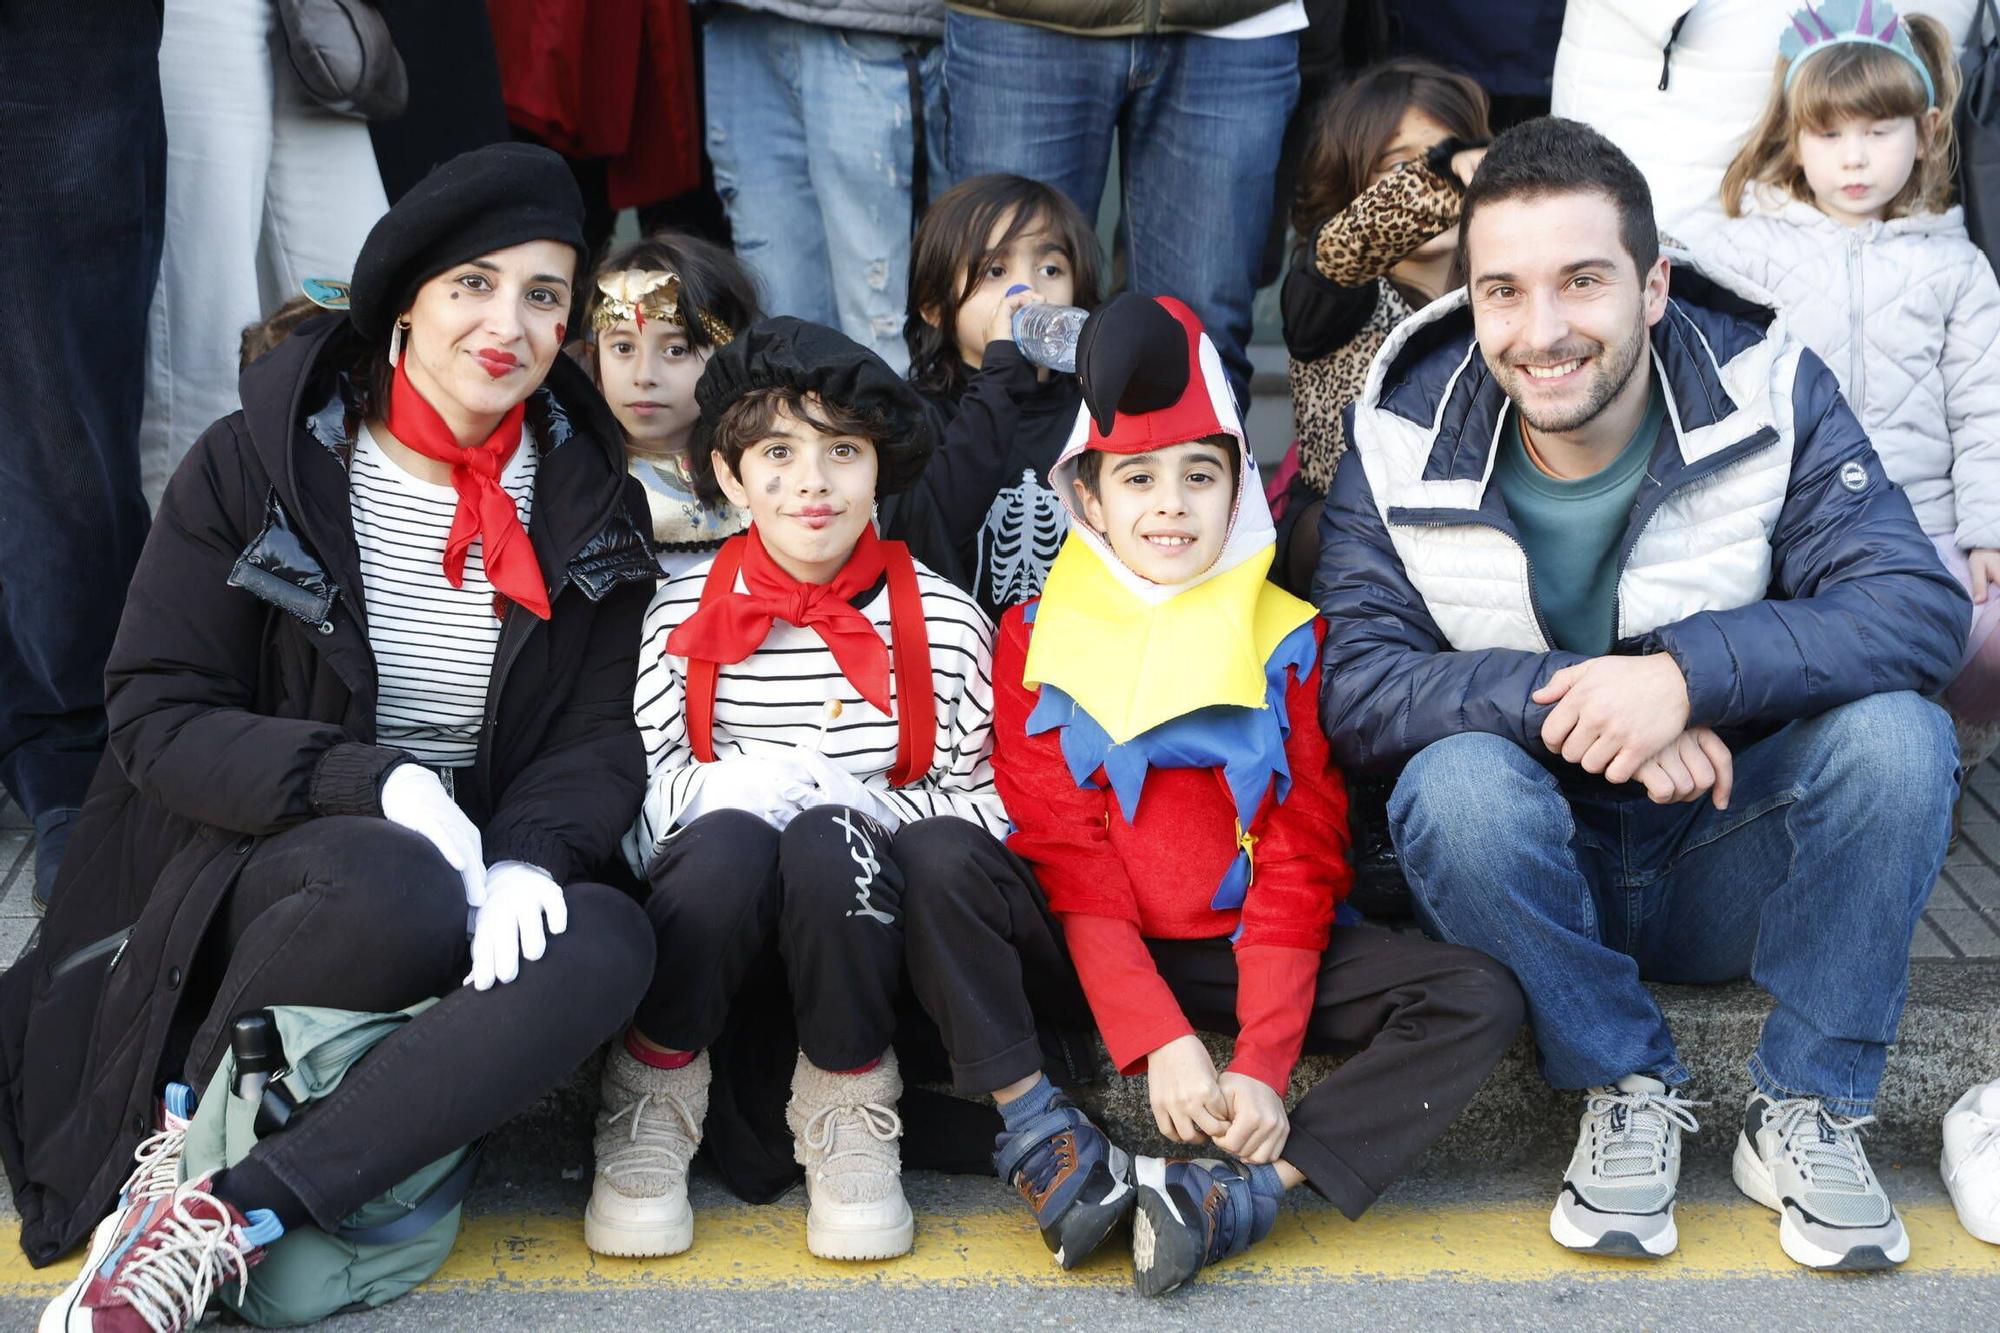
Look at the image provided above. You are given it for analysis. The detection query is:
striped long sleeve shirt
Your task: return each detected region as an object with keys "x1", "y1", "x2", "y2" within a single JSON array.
[{"x1": 623, "y1": 552, "x2": 1009, "y2": 875}]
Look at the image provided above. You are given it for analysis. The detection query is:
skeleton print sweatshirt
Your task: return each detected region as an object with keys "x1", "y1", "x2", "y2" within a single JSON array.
[{"x1": 887, "y1": 341, "x2": 1084, "y2": 622}]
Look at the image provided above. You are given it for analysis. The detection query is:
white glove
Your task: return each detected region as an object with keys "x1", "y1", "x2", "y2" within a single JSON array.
[
  {"x1": 677, "y1": 754, "x2": 820, "y2": 831},
  {"x1": 381, "y1": 763, "x2": 487, "y2": 907},
  {"x1": 465, "y1": 861, "x2": 567, "y2": 990},
  {"x1": 792, "y1": 748, "x2": 904, "y2": 833}
]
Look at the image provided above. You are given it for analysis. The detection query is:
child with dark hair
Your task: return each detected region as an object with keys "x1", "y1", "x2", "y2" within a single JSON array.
[
  {"x1": 580, "y1": 231, "x2": 762, "y2": 576},
  {"x1": 237, "y1": 294, "x2": 325, "y2": 369},
  {"x1": 1276, "y1": 57, "x2": 1491, "y2": 596},
  {"x1": 903, "y1": 294, "x2": 1525, "y2": 1296},
  {"x1": 886, "y1": 173, "x2": 1105, "y2": 619},
  {"x1": 598, "y1": 318, "x2": 1010, "y2": 1266}
]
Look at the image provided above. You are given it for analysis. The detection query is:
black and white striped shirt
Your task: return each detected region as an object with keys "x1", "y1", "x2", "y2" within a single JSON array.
[
  {"x1": 625, "y1": 552, "x2": 1008, "y2": 874},
  {"x1": 350, "y1": 422, "x2": 537, "y2": 767}
]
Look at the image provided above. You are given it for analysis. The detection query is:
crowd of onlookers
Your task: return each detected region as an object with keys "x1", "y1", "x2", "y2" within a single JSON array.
[{"x1": 9, "y1": 1, "x2": 2000, "y2": 1328}]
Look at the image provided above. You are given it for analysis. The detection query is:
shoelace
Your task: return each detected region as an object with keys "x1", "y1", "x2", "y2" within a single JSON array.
[
  {"x1": 120, "y1": 1126, "x2": 189, "y2": 1203},
  {"x1": 801, "y1": 1101, "x2": 903, "y2": 1176},
  {"x1": 600, "y1": 1091, "x2": 703, "y2": 1184},
  {"x1": 1585, "y1": 1087, "x2": 1705, "y2": 1180},
  {"x1": 1767, "y1": 1097, "x2": 1879, "y2": 1195},
  {"x1": 1013, "y1": 1131, "x2": 1075, "y2": 1201},
  {"x1": 1947, "y1": 1118, "x2": 2000, "y2": 1186},
  {"x1": 111, "y1": 1186, "x2": 258, "y2": 1333}
]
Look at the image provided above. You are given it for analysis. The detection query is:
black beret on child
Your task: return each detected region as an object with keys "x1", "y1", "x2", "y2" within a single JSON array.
[
  {"x1": 694, "y1": 317, "x2": 935, "y2": 497},
  {"x1": 348, "y1": 142, "x2": 587, "y2": 343}
]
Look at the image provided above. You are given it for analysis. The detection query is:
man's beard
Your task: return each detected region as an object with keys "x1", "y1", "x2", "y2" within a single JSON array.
[{"x1": 1502, "y1": 319, "x2": 1649, "y2": 436}]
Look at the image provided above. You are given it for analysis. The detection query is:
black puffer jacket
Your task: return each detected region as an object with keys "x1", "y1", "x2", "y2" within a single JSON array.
[{"x1": 0, "y1": 315, "x2": 659, "y2": 1267}]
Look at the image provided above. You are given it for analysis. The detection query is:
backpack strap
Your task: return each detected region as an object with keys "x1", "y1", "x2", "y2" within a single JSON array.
[
  {"x1": 882, "y1": 541, "x2": 935, "y2": 788},
  {"x1": 330, "y1": 1139, "x2": 484, "y2": 1248},
  {"x1": 683, "y1": 536, "x2": 749, "y2": 764}
]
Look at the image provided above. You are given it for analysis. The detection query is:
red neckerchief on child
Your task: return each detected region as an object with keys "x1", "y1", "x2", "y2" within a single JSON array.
[
  {"x1": 669, "y1": 526, "x2": 936, "y2": 786},
  {"x1": 383, "y1": 360, "x2": 549, "y2": 619}
]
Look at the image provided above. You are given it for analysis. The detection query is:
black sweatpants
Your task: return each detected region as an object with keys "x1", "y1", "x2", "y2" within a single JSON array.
[
  {"x1": 185, "y1": 816, "x2": 654, "y2": 1231},
  {"x1": 904, "y1": 831, "x2": 1527, "y2": 1220},
  {"x1": 635, "y1": 805, "x2": 909, "y2": 1073}
]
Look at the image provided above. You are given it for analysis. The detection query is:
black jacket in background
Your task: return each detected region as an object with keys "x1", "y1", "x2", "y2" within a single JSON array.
[
  {"x1": 0, "y1": 315, "x2": 659, "y2": 1267},
  {"x1": 885, "y1": 342, "x2": 1081, "y2": 623}
]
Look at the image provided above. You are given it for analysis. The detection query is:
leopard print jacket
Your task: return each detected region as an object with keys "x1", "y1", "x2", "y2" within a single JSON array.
[{"x1": 1289, "y1": 159, "x2": 1463, "y2": 495}]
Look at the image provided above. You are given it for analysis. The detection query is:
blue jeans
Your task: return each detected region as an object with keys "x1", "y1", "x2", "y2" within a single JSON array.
[
  {"x1": 1389, "y1": 693, "x2": 1958, "y2": 1116},
  {"x1": 943, "y1": 10, "x2": 1298, "y2": 409},
  {"x1": 703, "y1": 7, "x2": 945, "y2": 373},
  {"x1": 0, "y1": 2, "x2": 161, "y2": 853}
]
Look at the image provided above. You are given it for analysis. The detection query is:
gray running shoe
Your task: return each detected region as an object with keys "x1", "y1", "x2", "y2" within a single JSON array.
[
  {"x1": 1549, "y1": 1074, "x2": 1703, "y2": 1258},
  {"x1": 1732, "y1": 1092, "x2": 1909, "y2": 1270}
]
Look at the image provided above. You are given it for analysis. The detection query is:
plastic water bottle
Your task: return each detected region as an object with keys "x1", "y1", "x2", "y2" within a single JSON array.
[{"x1": 1009, "y1": 289, "x2": 1087, "y2": 373}]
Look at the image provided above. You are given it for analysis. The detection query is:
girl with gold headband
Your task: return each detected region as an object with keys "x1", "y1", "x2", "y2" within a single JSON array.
[{"x1": 580, "y1": 233, "x2": 762, "y2": 577}]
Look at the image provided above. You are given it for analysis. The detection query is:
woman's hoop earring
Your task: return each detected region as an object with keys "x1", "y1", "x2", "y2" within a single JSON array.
[{"x1": 388, "y1": 319, "x2": 410, "y2": 366}]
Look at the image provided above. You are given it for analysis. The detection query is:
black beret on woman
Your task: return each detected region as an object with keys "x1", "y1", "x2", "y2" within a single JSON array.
[{"x1": 7, "y1": 143, "x2": 662, "y2": 1332}]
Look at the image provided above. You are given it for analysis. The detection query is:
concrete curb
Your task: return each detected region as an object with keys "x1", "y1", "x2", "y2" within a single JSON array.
[{"x1": 488, "y1": 960, "x2": 2000, "y2": 1182}]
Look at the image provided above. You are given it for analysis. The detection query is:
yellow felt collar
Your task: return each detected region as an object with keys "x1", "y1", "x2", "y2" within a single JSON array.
[{"x1": 1022, "y1": 536, "x2": 1316, "y2": 744}]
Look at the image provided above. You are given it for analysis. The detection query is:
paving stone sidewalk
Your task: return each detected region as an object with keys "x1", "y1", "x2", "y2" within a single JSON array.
[{"x1": 5, "y1": 765, "x2": 2000, "y2": 967}]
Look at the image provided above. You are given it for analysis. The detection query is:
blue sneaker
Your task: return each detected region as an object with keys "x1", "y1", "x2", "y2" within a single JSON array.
[
  {"x1": 1131, "y1": 1156, "x2": 1276, "y2": 1296},
  {"x1": 993, "y1": 1095, "x2": 1134, "y2": 1269}
]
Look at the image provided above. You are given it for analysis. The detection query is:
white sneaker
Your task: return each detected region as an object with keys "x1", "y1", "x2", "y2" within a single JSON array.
[
  {"x1": 1733, "y1": 1092, "x2": 1908, "y2": 1270},
  {"x1": 1548, "y1": 1074, "x2": 1703, "y2": 1258},
  {"x1": 586, "y1": 1045, "x2": 708, "y2": 1258},
  {"x1": 785, "y1": 1049, "x2": 913, "y2": 1261},
  {"x1": 1942, "y1": 1077, "x2": 2000, "y2": 1245}
]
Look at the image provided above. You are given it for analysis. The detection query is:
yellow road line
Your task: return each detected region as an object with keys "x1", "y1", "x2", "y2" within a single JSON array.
[{"x1": 6, "y1": 1200, "x2": 1999, "y2": 1296}]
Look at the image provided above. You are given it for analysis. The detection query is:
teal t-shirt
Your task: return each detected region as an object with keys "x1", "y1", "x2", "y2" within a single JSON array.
[{"x1": 1494, "y1": 386, "x2": 1666, "y2": 656}]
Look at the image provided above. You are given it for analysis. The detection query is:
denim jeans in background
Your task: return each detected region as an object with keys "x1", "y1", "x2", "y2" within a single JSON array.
[
  {"x1": 0, "y1": 1, "x2": 163, "y2": 891},
  {"x1": 1388, "y1": 691, "x2": 1958, "y2": 1117},
  {"x1": 944, "y1": 10, "x2": 1300, "y2": 410},
  {"x1": 140, "y1": 0, "x2": 390, "y2": 506},
  {"x1": 703, "y1": 7, "x2": 945, "y2": 374}
]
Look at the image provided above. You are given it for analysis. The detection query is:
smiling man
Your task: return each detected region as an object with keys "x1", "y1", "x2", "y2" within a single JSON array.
[{"x1": 1313, "y1": 118, "x2": 1970, "y2": 1272}]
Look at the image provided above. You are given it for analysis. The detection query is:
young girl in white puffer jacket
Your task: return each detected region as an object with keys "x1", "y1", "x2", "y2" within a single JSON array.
[{"x1": 1702, "y1": 1, "x2": 2000, "y2": 769}]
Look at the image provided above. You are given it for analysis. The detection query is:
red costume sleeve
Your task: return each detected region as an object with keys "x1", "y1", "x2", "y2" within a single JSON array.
[
  {"x1": 993, "y1": 605, "x2": 1194, "y2": 1071},
  {"x1": 990, "y1": 606, "x2": 1144, "y2": 922},
  {"x1": 1228, "y1": 632, "x2": 1352, "y2": 1091},
  {"x1": 1057, "y1": 913, "x2": 1197, "y2": 1075}
]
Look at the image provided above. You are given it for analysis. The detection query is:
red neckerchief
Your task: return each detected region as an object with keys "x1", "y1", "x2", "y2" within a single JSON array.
[
  {"x1": 668, "y1": 525, "x2": 892, "y2": 712},
  {"x1": 670, "y1": 528, "x2": 937, "y2": 786},
  {"x1": 383, "y1": 361, "x2": 549, "y2": 619}
]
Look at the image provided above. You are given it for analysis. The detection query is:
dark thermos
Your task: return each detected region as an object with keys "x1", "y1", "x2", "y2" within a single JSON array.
[{"x1": 230, "y1": 1009, "x2": 299, "y2": 1134}]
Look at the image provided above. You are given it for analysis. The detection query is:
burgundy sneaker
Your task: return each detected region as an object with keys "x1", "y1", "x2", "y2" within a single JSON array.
[{"x1": 38, "y1": 1172, "x2": 283, "y2": 1333}]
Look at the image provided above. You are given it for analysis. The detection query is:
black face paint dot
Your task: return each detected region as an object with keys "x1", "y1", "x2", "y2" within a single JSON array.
[{"x1": 763, "y1": 476, "x2": 781, "y2": 495}]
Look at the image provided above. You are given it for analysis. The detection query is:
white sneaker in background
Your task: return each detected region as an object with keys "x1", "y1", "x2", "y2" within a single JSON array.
[{"x1": 1942, "y1": 1077, "x2": 2000, "y2": 1245}]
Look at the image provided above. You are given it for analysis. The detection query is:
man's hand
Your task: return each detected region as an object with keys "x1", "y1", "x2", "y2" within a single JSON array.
[
  {"x1": 1632, "y1": 726, "x2": 1734, "y2": 809},
  {"x1": 1146, "y1": 1034, "x2": 1231, "y2": 1145},
  {"x1": 1213, "y1": 1071, "x2": 1290, "y2": 1164},
  {"x1": 1534, "y1": 653, "x2": 1692, "y2": 784},
  {"x1": 1969, "y1": 548, "x2": 2000, "y2": 604}
]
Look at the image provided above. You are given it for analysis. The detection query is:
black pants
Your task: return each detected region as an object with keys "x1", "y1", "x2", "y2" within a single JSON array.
[
  {"x1": 0, "y1": 2, "x2": 162, "y2": 841},
  {"x1": 906, "y1": 843, "x2": 1526, "y2": 1219},
  {"x1": 636, "y1": 806, "x2": 908, "y2": 1072},
  {"x1": 186, "y1": 817, "x2": 654, "y2": 1231}
]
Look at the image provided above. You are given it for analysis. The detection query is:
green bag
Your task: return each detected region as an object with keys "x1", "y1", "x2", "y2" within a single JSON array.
[{"x1": 178, "y1": 1002, "x2": 479, "y2": 1327}]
